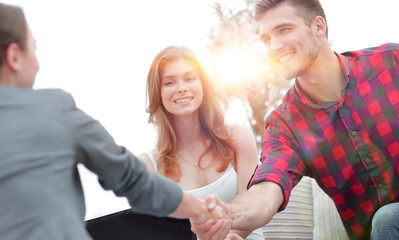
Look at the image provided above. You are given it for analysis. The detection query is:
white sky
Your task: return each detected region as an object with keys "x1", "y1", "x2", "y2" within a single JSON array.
[{"x1": 4, "y1": 0, "x2": 398, "y2": 219}]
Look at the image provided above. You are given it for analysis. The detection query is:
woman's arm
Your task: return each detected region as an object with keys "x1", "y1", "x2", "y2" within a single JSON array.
[
  {"x1": 230, "y1": 124, "x2": 259, "y2": 193},
  {"x1": 229, "y1": 124, "x2": 261, "y2": 238}
]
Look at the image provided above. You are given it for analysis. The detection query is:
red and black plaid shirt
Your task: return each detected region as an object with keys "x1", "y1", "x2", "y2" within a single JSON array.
[{"x1": 249, "y1": 43, "x2": 399, "y2": 239}]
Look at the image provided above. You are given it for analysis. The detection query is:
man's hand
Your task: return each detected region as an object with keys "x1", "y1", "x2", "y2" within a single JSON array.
[
  {"x1": 190, "y1": 195, "x2": 231, "y2": 240},
  {"x1": 225, "y1": 233, "x2": 244, "y2": 240}
]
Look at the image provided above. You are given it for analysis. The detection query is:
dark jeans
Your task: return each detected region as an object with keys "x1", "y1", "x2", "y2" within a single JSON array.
[{"x1": 86, "y1": 209, "x2": 196, "y2": 240}]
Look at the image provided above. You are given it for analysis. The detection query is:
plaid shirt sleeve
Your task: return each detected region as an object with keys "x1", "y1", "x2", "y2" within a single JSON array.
[{"x1": 248, "y1": 103, "x2": 309, "y2": 211}]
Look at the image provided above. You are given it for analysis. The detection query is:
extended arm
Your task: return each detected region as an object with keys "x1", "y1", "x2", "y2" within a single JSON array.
[
  {"x1": 228, "y1": 181, "x2": 283, "y2": 231},
  {"x1": 68, "y1": 102, "x2": 183, "y2": 216}
]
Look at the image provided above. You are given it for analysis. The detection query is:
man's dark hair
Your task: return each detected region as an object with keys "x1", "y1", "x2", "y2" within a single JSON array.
[{"x1": 255, "y1": 0, "x2": 328, "y2": 37}]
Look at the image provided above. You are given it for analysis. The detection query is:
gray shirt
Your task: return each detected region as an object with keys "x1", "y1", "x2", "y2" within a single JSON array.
[{"x1": 0, "y1": 84, "x2": 183, "y2": 240}]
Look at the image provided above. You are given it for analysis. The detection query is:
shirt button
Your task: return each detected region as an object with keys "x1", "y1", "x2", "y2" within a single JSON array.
[
  {"x1": 365, "y1": 158, "x2": 370, "y2": 163},
  {"x1": 378, "y1": 184, "x2": 384, "y2": 189},
  {"x1": 351, "y1": 130, "x2": 357, "y2": 136}
]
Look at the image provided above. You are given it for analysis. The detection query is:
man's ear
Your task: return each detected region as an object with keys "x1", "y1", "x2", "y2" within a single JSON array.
[
  {"x1": 313, "y1": 16, "x2": 327, "y2": 37},
  {"x1": 5, "y1": 43, "x2": 22, "y2": 72}
]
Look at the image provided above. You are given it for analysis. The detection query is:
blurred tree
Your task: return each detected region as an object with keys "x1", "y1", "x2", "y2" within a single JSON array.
[{"x1": 205, "y1": 0, "x2": 292, "y2": 147}]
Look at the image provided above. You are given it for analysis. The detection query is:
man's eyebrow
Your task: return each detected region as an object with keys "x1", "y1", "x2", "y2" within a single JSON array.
[
  {"x1": 273, "y1": 22, "x2": 294, "y2": 30},
  {"x1": 260, "y1": 22, "x2": 294, "y2": 40}
]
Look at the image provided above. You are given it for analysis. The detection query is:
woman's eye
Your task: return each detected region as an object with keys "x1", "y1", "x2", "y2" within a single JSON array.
[{"x1": 186, "y1": 76, "x2": 198, "y2": 81}]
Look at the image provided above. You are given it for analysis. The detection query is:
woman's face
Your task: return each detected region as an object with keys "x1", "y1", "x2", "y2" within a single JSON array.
[{"x1": 160, "y1": 58, "x2": 203, "y2": 117}]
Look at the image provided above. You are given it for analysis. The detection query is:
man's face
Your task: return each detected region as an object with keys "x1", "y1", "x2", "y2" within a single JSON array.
[
  {"x1": 17, "y1": 24, "x2": 39, "y2": 87},
  {"x1": 258, "y1": 3, "x2": 319, "y2": 80}
]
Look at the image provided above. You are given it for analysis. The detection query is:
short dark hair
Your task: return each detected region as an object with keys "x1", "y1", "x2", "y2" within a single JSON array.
[
  {"x1": 255, "y1": 0, "x2": 328, "y2": 37},
  {"x1": 0, "y1": 3, "x2": 27, "y2": 66}
]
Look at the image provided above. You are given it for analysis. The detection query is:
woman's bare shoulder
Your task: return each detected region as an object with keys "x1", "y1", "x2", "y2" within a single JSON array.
[
  {"x1": 138, "y1": 150, "x2": 157, "y2": 172},
  {"x1": 228, "y1": 124, "x2": 258, "y2": 160},
  {"x1": 228, "y1": 124, "x2": 255, "y2": 142}
]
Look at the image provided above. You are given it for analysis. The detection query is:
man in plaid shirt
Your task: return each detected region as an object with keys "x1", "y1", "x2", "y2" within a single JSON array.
[{"x1": 192, "y1": 0, "x2": 399, "y2": 240}]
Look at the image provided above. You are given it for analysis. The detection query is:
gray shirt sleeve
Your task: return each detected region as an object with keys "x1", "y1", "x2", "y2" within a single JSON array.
[{"x1": 63, "y1": 92, "x2": 183, "y2": 217}]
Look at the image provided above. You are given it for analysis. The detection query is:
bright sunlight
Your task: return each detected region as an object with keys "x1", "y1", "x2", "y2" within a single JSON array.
[{"x1": 211, "y1": 47, "x2": 264, "y2": 86}]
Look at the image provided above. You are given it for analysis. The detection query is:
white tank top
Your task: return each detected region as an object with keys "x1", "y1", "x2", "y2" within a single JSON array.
[
  {"x1": 147, "y1": 151, "x2": 264, "y2": 240},
  {"x1": 147, "y1": 151, "x2": 238, "y2": 202}
]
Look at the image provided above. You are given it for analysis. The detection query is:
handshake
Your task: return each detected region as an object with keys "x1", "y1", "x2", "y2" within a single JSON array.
[
  {"x1": 170, "y1": 192, "x2": 237, "y2": 240},
  {"x1": 188, "y1": 195, "x2": 240, "y2": 240},
  {"x1": 172, "y1": 182, "x2": 275, "y2": 239}
]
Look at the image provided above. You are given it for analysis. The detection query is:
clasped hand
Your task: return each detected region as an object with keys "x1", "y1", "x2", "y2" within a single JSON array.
[{"x1": 190, "y1": 195, "x2": 231, "y2": 240}]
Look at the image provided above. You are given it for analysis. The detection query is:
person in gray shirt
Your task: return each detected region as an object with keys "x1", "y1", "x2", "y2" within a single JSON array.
[{"x1": 0, "y1": 3, "x2": 230, "y2": 240}]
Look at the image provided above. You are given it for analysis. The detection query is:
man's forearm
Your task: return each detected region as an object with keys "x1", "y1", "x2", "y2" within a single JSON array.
[{"x1": 228, "y1": 181, "x2": 284, "y2": 231}]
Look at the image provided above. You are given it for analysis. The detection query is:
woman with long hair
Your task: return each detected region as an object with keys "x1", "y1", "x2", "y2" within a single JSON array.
[{"x1": 140, "y1": 45, "x2": 263, "y2": 239}]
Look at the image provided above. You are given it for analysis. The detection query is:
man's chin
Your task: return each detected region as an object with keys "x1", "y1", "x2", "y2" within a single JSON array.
[{"x1": 281, "y1": 70, "x2": 297, "y2": 81}]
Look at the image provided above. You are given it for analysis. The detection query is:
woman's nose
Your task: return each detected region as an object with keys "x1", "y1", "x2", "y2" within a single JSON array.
[
  {"x1": 177, "y1": 81, "x2": 188, "y2": 93},
  {"x1": 177, "y1": 87, "x2": 188, "y2": 93}
]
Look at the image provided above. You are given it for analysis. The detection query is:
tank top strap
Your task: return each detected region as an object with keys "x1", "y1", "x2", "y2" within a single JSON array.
[{"x1": 147, "y1": 151, "x2": 158, "y2": 173}]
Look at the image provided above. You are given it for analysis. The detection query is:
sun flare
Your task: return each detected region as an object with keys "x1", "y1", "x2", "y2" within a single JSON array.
[{"x1": 212, "y1": 47, "x2": 263, "y2": 86}]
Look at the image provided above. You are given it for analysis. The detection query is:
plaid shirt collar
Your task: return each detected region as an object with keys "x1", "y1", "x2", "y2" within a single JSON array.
[{"x1": 293, "y1": 53, "x2": 353, "y2": 109}]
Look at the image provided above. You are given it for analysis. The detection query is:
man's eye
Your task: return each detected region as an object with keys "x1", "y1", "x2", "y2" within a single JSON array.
[{"x1": 281, "y1": 27, "x2": 290, "y2": 33}]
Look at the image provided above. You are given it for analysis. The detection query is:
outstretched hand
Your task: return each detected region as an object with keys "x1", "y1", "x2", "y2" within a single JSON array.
[{"x1": 190, "y1": 195, "x2": 231, "y2": 240}]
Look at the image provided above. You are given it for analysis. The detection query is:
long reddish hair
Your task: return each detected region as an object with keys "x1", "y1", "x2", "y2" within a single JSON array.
[{"x1": 146, "y1": 46, "x2": 235, "y2": 181}]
